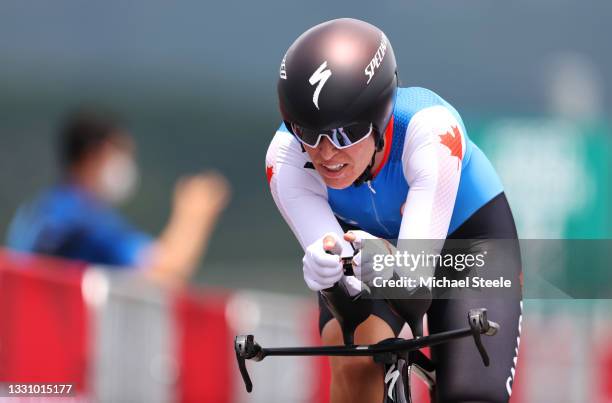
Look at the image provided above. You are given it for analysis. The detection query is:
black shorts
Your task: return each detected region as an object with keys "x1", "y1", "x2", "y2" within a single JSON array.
[{"x1": 318, "y1": 192, "x2": 522, "y2": 403}]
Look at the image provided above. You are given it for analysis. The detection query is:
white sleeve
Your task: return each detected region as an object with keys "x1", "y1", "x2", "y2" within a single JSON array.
[
  {"x1": 398, "y1": 105, "x2": 466, "y2": 241},
  {"x1": 265, "y1": 130, "x2": 354, "y2": 256}
]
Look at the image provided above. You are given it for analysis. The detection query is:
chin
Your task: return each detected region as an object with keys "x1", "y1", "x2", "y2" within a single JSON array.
[{"x1": 323, "y1": 177, "x2": 355, "y2": 189}]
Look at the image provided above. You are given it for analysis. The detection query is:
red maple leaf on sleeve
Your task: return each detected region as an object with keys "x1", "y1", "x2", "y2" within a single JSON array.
[
  {"x1": 266, "y1": 165, "x2": 274, "y2": 184},
  {"x1": 439, "y1": 126, "x2": 463, "y2": 170}
]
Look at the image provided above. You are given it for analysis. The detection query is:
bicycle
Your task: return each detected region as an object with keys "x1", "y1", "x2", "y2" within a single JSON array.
[{"x1": 234, "y1": 258, "x2": 500, "y2": 402}]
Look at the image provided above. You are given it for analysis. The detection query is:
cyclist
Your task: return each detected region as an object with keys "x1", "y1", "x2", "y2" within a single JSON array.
[{"x1": 266, "y1": 18, "x2": 522, "y2": 402}]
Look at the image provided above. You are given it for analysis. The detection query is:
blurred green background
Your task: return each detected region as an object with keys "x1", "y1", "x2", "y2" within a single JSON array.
[{"x1": 0, "y1": 1, "x2": 610, "y2": 294}]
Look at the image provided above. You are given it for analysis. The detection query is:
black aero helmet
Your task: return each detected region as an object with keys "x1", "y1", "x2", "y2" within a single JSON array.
[{"x1": 278, "y1": 18, "x2": 398, "y2": 152}]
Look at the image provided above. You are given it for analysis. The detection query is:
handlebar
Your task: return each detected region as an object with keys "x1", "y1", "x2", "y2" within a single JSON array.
[{"x1": 235, "y1": 308, "x2": 500, "y2": 393}]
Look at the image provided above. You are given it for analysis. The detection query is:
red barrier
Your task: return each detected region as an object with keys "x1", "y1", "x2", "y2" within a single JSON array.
[
  {"x1": 598, "y1": 344, "x2": 612, "y2": 403},
  {"x1": 0, "y1": 250, "x2": 89, "y2": 392},
  {"x1": 172, "y1": 288, "x2": 234, "y2": 403},
  {"x1": 308, "y1": 305, "x2": 330, "y2": 403}
]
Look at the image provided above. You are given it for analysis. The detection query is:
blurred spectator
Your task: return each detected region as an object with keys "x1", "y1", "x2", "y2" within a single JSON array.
[{"x1": 6, "y1": 108, "x2": 230, "y2": 288}]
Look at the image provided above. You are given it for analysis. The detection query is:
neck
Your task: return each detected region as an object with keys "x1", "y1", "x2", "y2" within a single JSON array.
[
  {"x1": 371, "y1": 141, "x2": 388, "y2": 175},
  {"x1": 64, "y1": 166, "x2": 99, "y2": 196},
  {"x1": 370, "y1": 118, "x2": 393, "y2": 177}
]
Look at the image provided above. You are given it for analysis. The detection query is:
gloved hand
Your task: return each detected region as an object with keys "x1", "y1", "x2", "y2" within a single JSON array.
[
  {"x1": 344, "y1": 230, "x2": 395, "y2": 285},
  {"x1": 302, "y1": 232, "x2": 344, "y2": 291}
]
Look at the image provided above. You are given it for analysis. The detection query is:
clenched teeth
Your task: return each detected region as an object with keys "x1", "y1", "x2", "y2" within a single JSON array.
[{"x1": 323, "y1": 163, "x2": 346, "y2": 171}]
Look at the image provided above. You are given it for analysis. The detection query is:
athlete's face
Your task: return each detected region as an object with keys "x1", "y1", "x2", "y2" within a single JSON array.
[{"x1": 304, "y1": 134, "x2": 376, "y2": 189}]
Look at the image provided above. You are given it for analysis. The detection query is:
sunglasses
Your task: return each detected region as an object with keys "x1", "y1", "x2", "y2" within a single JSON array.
[{"x1": 291, "y1": 122, "x2": 373, "y2": 149}]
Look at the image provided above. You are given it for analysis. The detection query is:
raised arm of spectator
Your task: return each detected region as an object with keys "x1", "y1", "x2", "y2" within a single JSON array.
[{"x1": 143, "y1": 172, "x2": 230, "y2": 288}]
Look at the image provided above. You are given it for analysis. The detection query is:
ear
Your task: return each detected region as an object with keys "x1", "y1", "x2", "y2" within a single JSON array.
[{"x1": 375, "y1": 131, "x2": 385, "y2": 152}]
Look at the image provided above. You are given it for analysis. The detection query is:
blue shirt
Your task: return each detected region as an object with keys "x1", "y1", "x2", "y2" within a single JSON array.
[{"x1": 6, "y1": 184, "x2": 152, "y2": 268}]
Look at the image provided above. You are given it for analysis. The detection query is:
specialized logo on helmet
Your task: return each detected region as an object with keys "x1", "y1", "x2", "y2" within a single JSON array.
[
  {"x1": 309, "y1": 61, "x2": 332, "y2": 110},
  {"x1": 279, "y1": 57, "x2": 287, "y2": 80},
  {"x1": 365, "y1": 34, "x2": 388, "y2": 85}
]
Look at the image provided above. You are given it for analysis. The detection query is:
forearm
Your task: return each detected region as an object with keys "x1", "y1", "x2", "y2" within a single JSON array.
[
  {"x1": 141, "y1": 172, "x2": 229, "y2": 287},
  {"x1": 154, "y1": 209, "x2": 218, "y2": 279}
]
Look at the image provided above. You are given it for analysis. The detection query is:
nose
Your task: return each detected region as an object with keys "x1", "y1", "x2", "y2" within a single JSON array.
[{"x1": 318, "y1": 136, "x2": 338, "y2": 160}]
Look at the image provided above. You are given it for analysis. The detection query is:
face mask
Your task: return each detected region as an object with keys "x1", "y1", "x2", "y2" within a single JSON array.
[{"x1": 98, "y1": 152, "x2": 139, "y2": 204}]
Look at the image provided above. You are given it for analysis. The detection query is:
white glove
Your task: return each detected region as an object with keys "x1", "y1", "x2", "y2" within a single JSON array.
[
  {"x1": 347, "y1": 230, "x2": 395, "y2": 285},
  {"x1": 302, "y1": 232, "x2": 344, "y2": 291}
]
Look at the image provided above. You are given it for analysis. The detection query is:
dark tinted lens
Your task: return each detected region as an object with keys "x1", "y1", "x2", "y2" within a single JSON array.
[
  {"x1": 342, "y1": 123, "x2": 373, "y2": 142},
  {"x1": 291, "y1": 124, "x2": 321, "y2": 146}
]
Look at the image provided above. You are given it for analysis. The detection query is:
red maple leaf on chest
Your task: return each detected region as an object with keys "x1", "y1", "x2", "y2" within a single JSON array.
[{"x1": 439, "y1": 126, "x2": 463, "y2": 169}]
